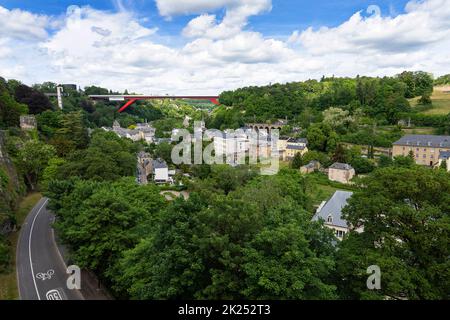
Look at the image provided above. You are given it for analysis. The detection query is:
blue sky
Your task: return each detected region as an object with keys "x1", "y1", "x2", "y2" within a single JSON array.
[
  {"x1": 0, "y1": 0, "x2": 411, "y2": 38},
  {"x1": 0, "y1": 0, "x2": 448, "y2": 94}
]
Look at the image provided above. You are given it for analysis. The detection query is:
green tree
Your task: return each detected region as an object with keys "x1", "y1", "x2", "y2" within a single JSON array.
[
  {"x1": 291, "y1": 152, "x2": 303, "y2": 169},
  {"x1": 57, "y1": 131, "x2": 137, "y2": 181},
  {"x1": 337, "y1": 167, "x2": 450, "y2": 300},
  {"x1": 307, "y1": 124, "x2": 327, "y2": 151},
  {"x1": 117, "y1": 174, "x2": 337, "y2": 300},
  {"x1": 0, "y1": 79, "x2": 28, "y2": 128},
  {"x1": 378, "y1": 155, "x2": 393, "y2": 167},
  {"x1": 16, "y1": 140, "x2": 56, "y2": 190},
  {"x1": 42, "y1": 157, "x2": 66, "y2": 190},
  {"x1": 154, "y1": 142, "x2": 173, "y2": 164},
  {"x1": 350, "y1": 156, "x2": 375, "y2": 174},
  {"x1": 48, "y1": 178, "x2": 166, "y2": 296}
]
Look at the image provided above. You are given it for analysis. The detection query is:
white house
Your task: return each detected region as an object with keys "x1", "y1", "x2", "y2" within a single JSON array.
[
  {"x1": 152, "y1": 159, "x2": 169, "y2": 184},
  {"x1": 313, "y1": 191, "x2": 354, "y2": 240}
]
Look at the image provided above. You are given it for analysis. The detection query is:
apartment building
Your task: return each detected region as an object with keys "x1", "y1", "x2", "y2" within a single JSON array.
[
  {"x1": 392, "y1": 135, "x2": 450, "y2": 166},
  {"x1": 283, "y1": 138, "x2": 309, "y2": 160}
]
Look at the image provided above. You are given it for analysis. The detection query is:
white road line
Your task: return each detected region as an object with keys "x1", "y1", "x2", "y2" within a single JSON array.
[{"x1": 28, "y1": 198, "x2": 49, "y2": 301}]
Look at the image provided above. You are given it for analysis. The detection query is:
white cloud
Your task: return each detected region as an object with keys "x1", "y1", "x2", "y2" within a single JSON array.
[
  {"x1": 0, "y1": 0, "x2": 449, "y2": 96},
  {"x1": 156, "y1": 0, "x2": 240, "y2": 17},
  {"x1": 0, "y1": 6, "x2": 49, "y2": 41},
  {"x1": 294, "y1": 0, "x2": 450, "y2": 55},
  {"x1": 182, "y1": 0, "x2": 272, "y2": 39}
]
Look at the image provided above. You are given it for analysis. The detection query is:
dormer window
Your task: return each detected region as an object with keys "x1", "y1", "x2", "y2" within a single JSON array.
[{"x1": 327, "y1": 215, "x2": 333, "y2": 223}]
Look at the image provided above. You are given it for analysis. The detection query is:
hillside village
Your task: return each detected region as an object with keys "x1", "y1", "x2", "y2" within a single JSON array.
[{"x1": 1, "y1": 72, "x2": 449, "y2": 301}]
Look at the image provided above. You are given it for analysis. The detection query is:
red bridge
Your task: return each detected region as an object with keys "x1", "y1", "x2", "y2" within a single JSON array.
[{"x1": 88, "y1": 95, "x2": 220, "y2": 113}]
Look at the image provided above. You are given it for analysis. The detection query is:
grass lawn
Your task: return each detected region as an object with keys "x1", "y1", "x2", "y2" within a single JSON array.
[
  {"x1": 305, "y1": 172, "x2": 356, "y2": 210},
  {"x1": 308, "y1": 184, "x2": 340, "y2": 207},
  {"x1": 411, "y1": 87, "x2": 450, "y2": 115},
  {"x1": 402, "y1": 127, "x2": 436, "y2": 135},
  {"x1": 0, "y1": 193, "x2": 42, "y2": 300}
]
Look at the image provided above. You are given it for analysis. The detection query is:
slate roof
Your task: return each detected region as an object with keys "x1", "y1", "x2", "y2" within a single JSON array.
[
  {"x1": 286, "y1": 144, "x2": 306, "y2": 150},
  {"x1": 287, "y1": 137, "x2": 308, "y2": 144},
  {"x1": 313, "y1": 191, "x2": 353, "y2": 228},
  {"x1": 330, "y1": 162, "x2": 354, "y2": 170},
  {"x1": 393, "y1": 135, "x2": 450, "y2": 148},
  {"x1": 439, "y1": 151, "x2": 450, "y2": 160},
  {"x1": 302, "y1": 160, "x2": 320, "y2": 169},
  {"x1": 153, "y1": 159, "x2": 168, "y2": 169}
]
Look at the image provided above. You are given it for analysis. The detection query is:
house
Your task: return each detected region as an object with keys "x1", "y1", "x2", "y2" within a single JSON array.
[
  {"x1": 300, "y1": 161, "x2": 321, "y2": 174},
  {"x1": 328, "y1": 163, "x2": 355, "y2": 184},
  {"x1": 283, "y1": 138, "x2": 308, "y2": 160},
  {"x1": 104, "y1": 121, "x2": 156, "y2": 143},
  {"x1": 313, "y1": 191, "x2": 354, "y2": 240},
  {"x1": 276, "y1": 136, "x2": 290, "y2": 159},
  {"x1": 437, "y1": 150, "x2": 450, "y2": 171},
  {"x1": 392, "y1": 134, "x2": 450, "y2": 167},
  {"x1": 152, "y1": 159, "x2": 169, "y2": 184},
  {"x1": 214, "y1": 130, "x2": 250, "y2": 164}
]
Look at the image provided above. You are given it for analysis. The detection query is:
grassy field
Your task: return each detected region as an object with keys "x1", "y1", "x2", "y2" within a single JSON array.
[
  {"x1": 0, "y1": 193, "x2": 42, "y2": 300},
  {"x1": 402, "y1": 127, "x2": 436, "y2": 135},
  {"x1": 305, "y1": 172, "x2": 355, "y2": 211},
  {"x1": 411, "y1": 86, "x2": 450, "y2": 115}
]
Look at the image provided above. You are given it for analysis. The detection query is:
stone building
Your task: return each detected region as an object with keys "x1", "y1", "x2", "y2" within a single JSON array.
[
  {"x1": 328, "y1": 163, "x2": 355, "y2": 184},
  {"x1": 392, "y1": 134, "x2": 450, "y2": 167}
]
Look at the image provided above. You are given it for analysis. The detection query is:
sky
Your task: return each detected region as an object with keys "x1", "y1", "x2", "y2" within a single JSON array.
[{"x1": 0, "y1": 0, "x2": 449, "y2": 95}]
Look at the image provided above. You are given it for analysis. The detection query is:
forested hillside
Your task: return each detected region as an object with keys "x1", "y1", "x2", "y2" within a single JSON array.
[{"x1": 214, "y1": 71, "x2": 439, "y2": 128}]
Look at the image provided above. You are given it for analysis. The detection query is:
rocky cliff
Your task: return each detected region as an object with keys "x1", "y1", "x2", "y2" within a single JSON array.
[{"x1": 0, "y1": 131, "x2": 24, "y2": 235}]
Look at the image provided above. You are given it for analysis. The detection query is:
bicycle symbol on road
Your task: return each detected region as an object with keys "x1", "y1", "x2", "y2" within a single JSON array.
[{"x1": 36, "y1": 269, "x2": 55, "y2": 281}]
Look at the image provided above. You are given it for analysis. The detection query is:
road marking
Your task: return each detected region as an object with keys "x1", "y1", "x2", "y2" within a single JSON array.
[
  {"x1": 28, "y1": 198, "x2": 49, "y2": 300},
  {"x1": 46, "y1": 289, "x2": 63, "y2": 300},
  {"x1": 36, "y1": 269, "x2": 55, "y2": 281}
]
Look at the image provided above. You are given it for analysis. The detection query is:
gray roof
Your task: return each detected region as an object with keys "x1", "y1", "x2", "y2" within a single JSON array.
[
  {"x1": 439, "y1": 151, "x2": 450, "y2": 160},
  {"x1": 153, "y1": 159, "x2": 168, "y2": 169},
  {"x1": 286, "y1": 144, "x2": 306, "y2": 150},
  {"x1": 313, "y1": 191, "x2": 353, "y2": 228},
  {"x1": 303, "y1": 160, "x2": 320, "y2": 169},
  {"x1": 288, "y1": 137, "x2": 308, "y2": 144},
  {"x1": 330, "y1": 162, "x2": 353, "y2": 170},
  {"x1": 393, "y1": 135, "x2": 450, "y2": 148}
]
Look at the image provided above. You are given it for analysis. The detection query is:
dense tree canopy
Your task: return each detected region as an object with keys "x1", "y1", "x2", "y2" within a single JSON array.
[
  {"x1": 114, "y1": 171, "x2": 337, "y2": 299},
  {"x1": 337, "y1": 166, "x2": 450, "y2": 300},
  {"x1": 14, "y1": 84, "x2": 54, "y2": 114},
  {"x1": 56, "y1": 131, "x2": 137, "y2": 181},
  {"x1": 0, "y1": 78, "x2": 28, "y2": 128}
]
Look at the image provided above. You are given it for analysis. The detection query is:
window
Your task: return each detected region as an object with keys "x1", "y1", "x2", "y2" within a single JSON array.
[
  {"x1": 327, "y1": 215, "x2": 333, "y2": 223},
  {"x1": 336, "y1": 230, "x2": 346, "y2": 238},
  {"x1": 423, "y1": 154, "x2": 426, "y2": 158}
]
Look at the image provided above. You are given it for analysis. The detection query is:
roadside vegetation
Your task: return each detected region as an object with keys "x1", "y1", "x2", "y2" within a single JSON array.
[{"x1": 0, "y1": 193, "x2": 41, "y2": 300}]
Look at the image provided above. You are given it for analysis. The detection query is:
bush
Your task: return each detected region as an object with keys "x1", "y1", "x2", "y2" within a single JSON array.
[{"x1": 0, "y1": 237, "x2": 11, "y2": 273}]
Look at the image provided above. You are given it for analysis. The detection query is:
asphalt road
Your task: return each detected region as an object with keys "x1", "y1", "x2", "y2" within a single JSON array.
[{"x1": 16, "y1": 197, "x2": 84, "y2": 300}]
